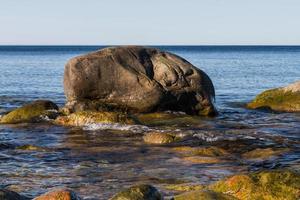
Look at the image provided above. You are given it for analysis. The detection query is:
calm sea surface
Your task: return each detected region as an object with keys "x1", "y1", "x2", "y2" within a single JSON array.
[{"x1": 0, "y1": 46, "x2": 299, "y2": 199}]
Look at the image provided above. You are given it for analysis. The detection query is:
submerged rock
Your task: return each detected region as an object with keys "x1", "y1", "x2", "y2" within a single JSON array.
[
  {"x1": 33, "y1": 188, "x2": 81, "y2": 200},
  {"x1": 0, "y1": 189, "x2": 29, "y2": 200},
  {"x1": 209, "y1": 170, "x2": 300, "y2": 200},
  {"x1": 242, "y1": 147, "x2": 289, "y2": 160},
  {"x1": 173, "y1": 190, "x2": 236, "y2": 200},
  {"x1": 64, "y1": 46, "x2": 217, "y2": 116},
  {"x1": 55, "y1": 111, "x2": 135, "y2": 126},
  {"x1": 173, "y1": 146, "x2": 230, "y2": 164},
  {"x1": 247, "y1": 80, "x2": 300, "y2": 112},
  {"x1": 110, "y1": 184, "x2": 162, "y2": 200},
  {"x1": 143, "y1": 132, "x2": 180, "y2": 144},
  {"x1": 0, "y1": 100, "x2": 59, "y2": 124},
  {"x1": 173, "y1": 146, "x2": 228, "y2": 157}
]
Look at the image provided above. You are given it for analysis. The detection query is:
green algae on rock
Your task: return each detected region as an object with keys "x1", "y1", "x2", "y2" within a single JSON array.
[
  {"x1": 209, "y1": 170, "x2": 300, "y2": 200},
  {"x1": 54, "y1": 111, "x2": 135, "y2": 126},
  {"x1": 110, "y1": 184, "x2": 162, "y2": 200},
  {"x1": 0, "y1": 189, "x2": 29, "y2": 200},
  {"x1": 174, "y1": 190, "x2": 237, "y2": 200},
  {"x1": 247, "y1": 80, "x2": 300, "y2": 112},
  {"x1": 0, "y1": 100, "x2": 59, "y2": 124}
]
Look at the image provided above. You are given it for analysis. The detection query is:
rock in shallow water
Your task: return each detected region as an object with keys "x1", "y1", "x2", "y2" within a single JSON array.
[
  {"x1": 0, "y1": 100, "x2": 59, "y2": 124},
  {"x1": 143, "y1": 132, "x2": 180, "y2": 144},
  {"x1": 0, "y1": 189, "x2": 29, "y2": 200},
  {"x1": 174, "y1": 190, "x2": 236, "y2": 200},
  {"x1": 33, "y1": 188, "x2": 81, "y2": 200},
  {"x1": 247, "y1": 80, "x2": 300, "y2": 112},
  {"x1": 209, "y1": 170, "x2": 300, "y2": 200},
  {"x1": 110, "y1": 184, "x2": 162, "y2": 200},
  {"x1": 63, "y1": 46, "x2": 217, "y2": 116},
  {"x1": 55, "y1": 111, "x2": 135, "y2": 126}
]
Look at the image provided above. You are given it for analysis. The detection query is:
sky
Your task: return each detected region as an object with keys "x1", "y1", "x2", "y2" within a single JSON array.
[{"x1": 1, "y1": 0, "x2": 300, "y2": 45}]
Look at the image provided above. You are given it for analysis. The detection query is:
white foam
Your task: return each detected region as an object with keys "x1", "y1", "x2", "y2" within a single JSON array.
[{"x1": 83, "y1": 123, "x2": 150, "y2": 133}]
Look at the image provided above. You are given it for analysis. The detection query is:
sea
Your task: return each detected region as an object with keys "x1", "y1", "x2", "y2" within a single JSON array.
[{"x1": 0, "y1": 46, "x2": 299, "y2": 199}]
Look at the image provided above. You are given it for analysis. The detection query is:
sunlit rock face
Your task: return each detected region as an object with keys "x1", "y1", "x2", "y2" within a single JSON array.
[{"x1": 63, "y1": 46, "x2": 217, "y2": 116}]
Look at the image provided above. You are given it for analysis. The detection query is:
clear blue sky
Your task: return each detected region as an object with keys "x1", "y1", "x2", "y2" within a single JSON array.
[{"x1": 1, "y1": 0, "x2": 300, "y2": 45}]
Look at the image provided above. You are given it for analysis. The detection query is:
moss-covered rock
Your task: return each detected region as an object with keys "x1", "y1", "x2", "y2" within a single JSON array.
[
  {"x1": 0, "y1": 100, "x2": 59, "y2": 124},
  {"x1": 110, "y1": 184, "x2": 162, "y2": 200},
  {"x1": 242, "y1": 147, "x2": 289, "y2": 160},
  {"x1": 0, "y1": 189, "x2": 29, "y2": 200},
  {"x1": 143, "y1": 132, "x2": 180, "y2": 144},
  {"x1": 210, "y1": 170, "x2": 300, "y2": 200},
  {"x1": 33, "y1": 188, "x2": 81, "y2": 200},
  {"x1": 54, "y1": 111, "x2": 135, "y2": 126},
  {"x1": 247, "y1": 81, "x2": 300, "y2": 112},
  {"x1": 173, "y1": 190, "x2": 237, "y2": 200}
]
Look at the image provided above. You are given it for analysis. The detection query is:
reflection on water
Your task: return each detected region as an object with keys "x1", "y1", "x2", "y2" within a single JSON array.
[{"x1": 0, "y1": 46, "x2": 300, "y2": 199}]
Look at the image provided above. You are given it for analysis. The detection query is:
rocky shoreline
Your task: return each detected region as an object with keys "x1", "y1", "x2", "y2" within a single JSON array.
[{"x1": 0, "y1": 46, "x2": 299, "y2": 200}]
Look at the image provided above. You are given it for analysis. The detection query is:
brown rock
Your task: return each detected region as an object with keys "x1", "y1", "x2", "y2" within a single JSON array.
[
  {"x1": 33, "y1": 188, "x2": 81, "y2": 200},
  {"x1": 64, "y1": 46, "x2": 217, "y2": 116}
]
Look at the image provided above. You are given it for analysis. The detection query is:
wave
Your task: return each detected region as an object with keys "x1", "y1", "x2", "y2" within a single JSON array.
[{"x1": 83, "y1": 123, "x2": 150, "y2": 133}]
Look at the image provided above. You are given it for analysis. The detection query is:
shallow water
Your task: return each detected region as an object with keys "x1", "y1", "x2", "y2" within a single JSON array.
[{"x1": 0, "y1": 46, "x2": 299, "y2": 199}]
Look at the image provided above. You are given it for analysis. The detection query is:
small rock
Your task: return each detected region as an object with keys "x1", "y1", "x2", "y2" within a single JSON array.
[
  {"x1": 0, "y1": 189, "x2": 29, "y2": 200},
  {"x1": 173, "y1": 146, "x2": 228, "y2": 157},
  {"x1": 110, "y1": 184, "x2": 162, "y2": 200},
  {"x1": 182, "y1": 156, "x2": 224, "y2": 164},
  {"x1": 242, "y1": 147, "x2": 289, "y2": 160},
  {"x1": 33, "y1": 188, "x2": 81, "y2": 200},
  {"x1": 0, "y1": 100, "x2": 59, "y2": 124},
  {"x1": 143, "y1": 132, "x2": 178, "y2": 144},
  {"x1": 16, "y1": 144, "x2": 45, "y2": 151}
]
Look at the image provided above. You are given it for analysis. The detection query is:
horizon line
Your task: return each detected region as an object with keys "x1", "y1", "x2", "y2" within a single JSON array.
[{"x1": 1, "y1": 44, "x2": 300, "y2": 47}]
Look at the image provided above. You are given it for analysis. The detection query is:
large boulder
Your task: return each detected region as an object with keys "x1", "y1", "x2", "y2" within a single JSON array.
[
  {"x1": 63, "y1": 46, "x2": 217, "y2": 116},
  {"x1": 247, "y1": 80, "x2": 300, "y2": 112},
  {"x1": 0, "y1": 100, "x2": 59, "y2": 124}
]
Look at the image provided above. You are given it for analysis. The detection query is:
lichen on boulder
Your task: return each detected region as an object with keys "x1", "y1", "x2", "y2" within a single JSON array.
[
  {"x1": 247, "y1": 80, "x2": 300, "y2": 112},
  {"x1": 0, "y1": 100, "x2": 59, "y2": 124},
  {"x1": 110, "y1": 184, "x2": 162, "y2": 200}
]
